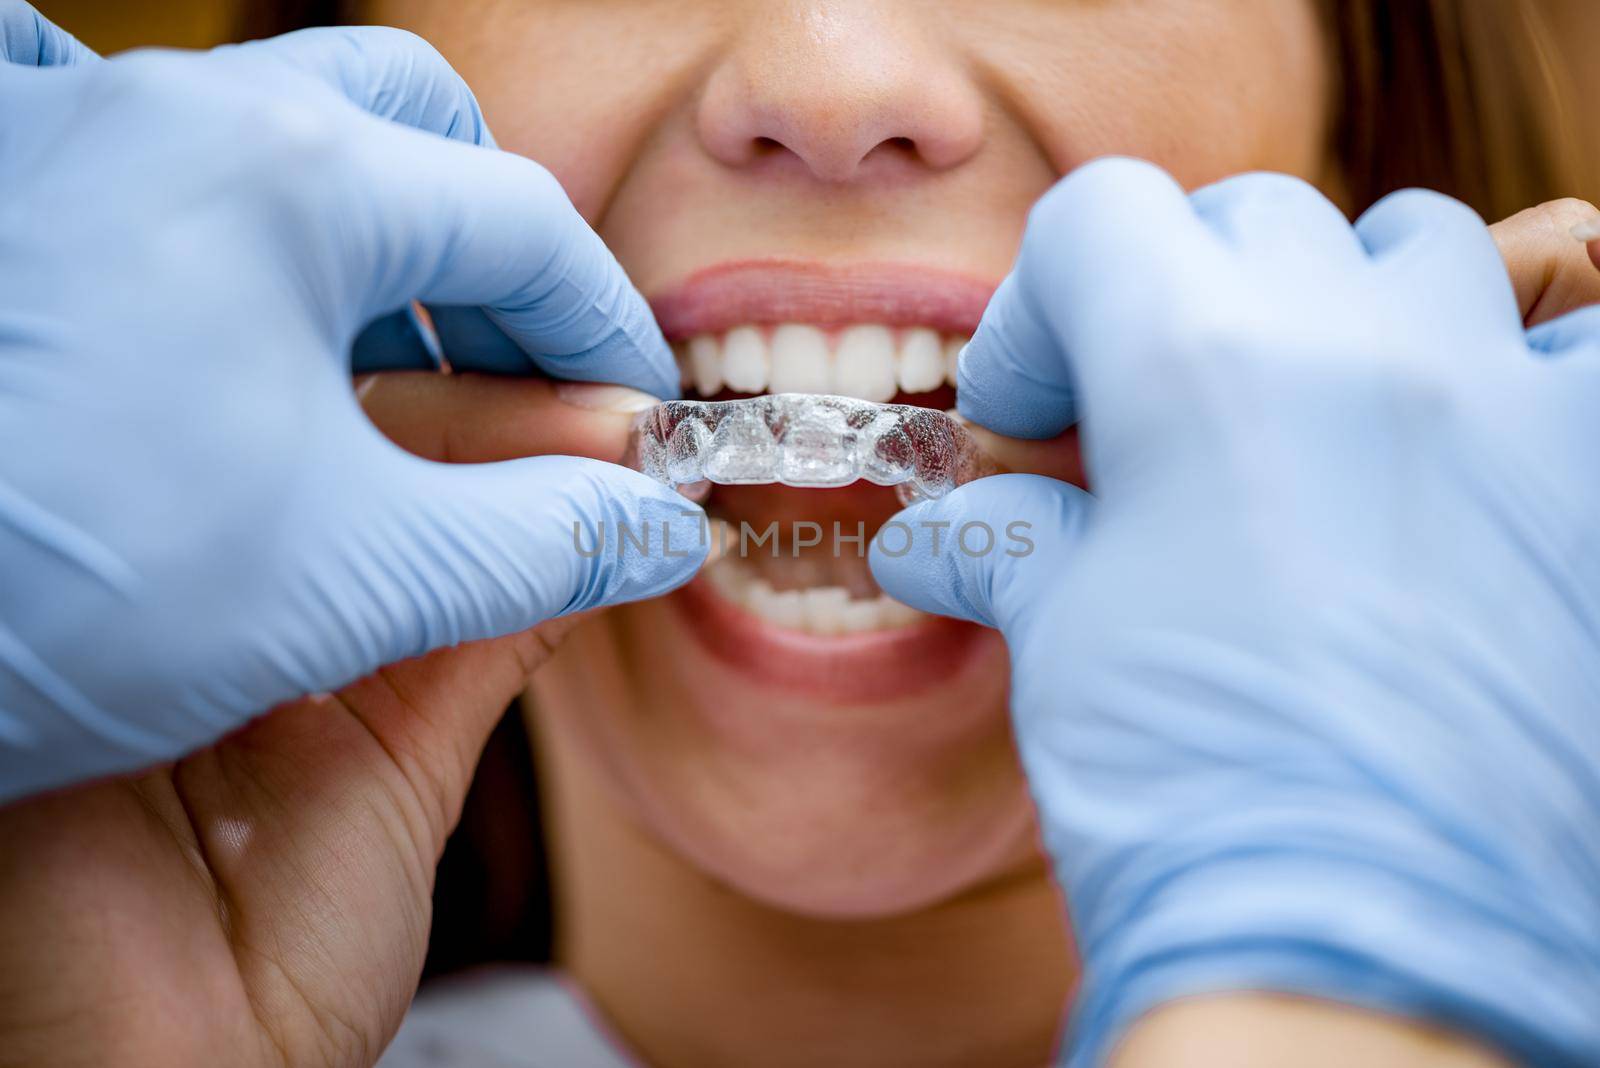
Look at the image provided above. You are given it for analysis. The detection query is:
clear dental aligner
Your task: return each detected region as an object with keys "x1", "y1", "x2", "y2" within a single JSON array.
[{"x1": 627, "y1": 393, "x2": 995, "y2": 505}]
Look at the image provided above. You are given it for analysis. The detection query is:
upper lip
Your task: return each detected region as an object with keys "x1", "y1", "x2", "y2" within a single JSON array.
[{"x1": 649, "y1": 260, "x2": 997, "y2": 341}]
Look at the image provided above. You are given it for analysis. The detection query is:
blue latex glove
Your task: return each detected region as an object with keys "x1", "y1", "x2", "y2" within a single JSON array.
[
  {"x1": 0, "y1": 0, "x2": 92, "y2": 65},
  {"x1": 873, "y1": 159, "x2": 1600, "y2": 1066},
  {"x1": 0, "y1": 5, "x2": 703, "y2": 802}
]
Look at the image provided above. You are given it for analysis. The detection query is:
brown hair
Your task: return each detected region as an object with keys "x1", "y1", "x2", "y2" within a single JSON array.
[{"x1": 1322, "y1": 0, "x2": 1592, "y2": 220}]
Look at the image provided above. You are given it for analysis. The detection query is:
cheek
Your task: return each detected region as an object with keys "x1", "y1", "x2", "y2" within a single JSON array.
[
  {"x1": 1000, "y1": 0, "x2": 1331, "y2": 186},
  {"x1": 365, "y1": 0, "x2": 724, "y2": 220}
]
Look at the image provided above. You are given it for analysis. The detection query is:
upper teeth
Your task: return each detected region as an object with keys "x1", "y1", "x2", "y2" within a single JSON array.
[{"x1": 677, "y1": 324, "x2": 966, "y2": 401}]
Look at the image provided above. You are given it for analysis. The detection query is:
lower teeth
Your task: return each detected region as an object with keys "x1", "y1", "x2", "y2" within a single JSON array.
[{"x1": 703, "y1": 552, "x2": 926, "y2": 635}]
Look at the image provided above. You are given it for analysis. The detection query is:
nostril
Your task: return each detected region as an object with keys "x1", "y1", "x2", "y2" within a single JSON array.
[
  {"x1": 741, "y1": 133, "x2": 933, "y2": 179},
  {"x1": 696, "y1": 37, "x2": 986, "y2": 180},
  {"x1": 873, "y1": 136, "x2": 921, "y2": 165}
]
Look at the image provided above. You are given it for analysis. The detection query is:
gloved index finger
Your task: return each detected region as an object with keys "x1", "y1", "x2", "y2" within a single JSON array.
[
  {"x1": 347, "y1": 121, "x2": 679, "y2": 398},
  {"x1": 957, "y1": 157, "x2": 1213, "y2": 438},
  {"x1": 228, "y1": 26, "x2": 493, "y2": 147},
  {"x1": 1, "y1": 2, "x2": 98, "y2": 66},
  {"x1": 231, "y1": 27, "x2": 501, "y2": 376},
  {"x1": 235, "y1": 26, "x2": 675, "y2": 393}
]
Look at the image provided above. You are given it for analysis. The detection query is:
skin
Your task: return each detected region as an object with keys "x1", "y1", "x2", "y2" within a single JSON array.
[{"x1": 0, "y1": 3, "x2": 1596, "y2": 1067}]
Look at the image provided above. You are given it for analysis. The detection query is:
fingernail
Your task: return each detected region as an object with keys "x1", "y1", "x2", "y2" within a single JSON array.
[
  {"x1": 1571, "y1": 216, "x2": 1600, "y2": 242},
  {"x1": 947, "y1": 407, "x2": 1013, "y2": 475},
  {"x1": 946, "y1": 406, "x2": 991, "y2": 445},
  {"x1": 555, "y1": 382, "x2": 662, "y2": 414},
  {"x1": 946, "y1": 406, "x2": 996, "y2": 447}
]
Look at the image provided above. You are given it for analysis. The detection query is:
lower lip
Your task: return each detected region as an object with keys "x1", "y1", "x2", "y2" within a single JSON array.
[{"x1": 672, "y1": 573, "x2": 997, "y2": 704}]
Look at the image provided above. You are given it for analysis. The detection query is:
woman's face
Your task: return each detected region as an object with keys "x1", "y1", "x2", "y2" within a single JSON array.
[{"x1": 370, "y1": 0, "x2": 1331, "y2": 917}]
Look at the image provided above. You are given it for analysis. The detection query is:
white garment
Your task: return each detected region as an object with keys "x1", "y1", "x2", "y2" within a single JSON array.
[{"x1": 378, "y1": 967, "x2": 639, "y2": 1068}]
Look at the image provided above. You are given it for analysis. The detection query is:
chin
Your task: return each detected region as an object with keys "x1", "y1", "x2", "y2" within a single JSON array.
[
  {"x1": 537, "y1": 576, "x2": 1035, "y2": 919},
  {"x1": 660, "y1": 759, "x2": 1047, "y2": 920}
]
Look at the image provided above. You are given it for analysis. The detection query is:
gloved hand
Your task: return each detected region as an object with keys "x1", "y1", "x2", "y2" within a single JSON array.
[
  {"x1": 0, "y1": 4, "x2": 701, "y2": 802},
  {"x1": 873, "y1": 160, "x2": 1600, "y2": 1065},
  {"x1": 0, "y1": 0, "x2": 92, "y2": 65}
]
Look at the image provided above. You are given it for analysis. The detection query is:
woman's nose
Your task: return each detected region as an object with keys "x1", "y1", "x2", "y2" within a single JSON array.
[{"x1": 696, "y1": 1, "x2": 985, "y2": 182}]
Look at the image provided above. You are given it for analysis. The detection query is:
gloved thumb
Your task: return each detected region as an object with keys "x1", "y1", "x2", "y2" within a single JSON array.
[
  {"x1": 0, "y1": 2, "x2": 98, "y2": 66},
  {"x1": 321, "y1": 449, "x2": 707, "y2": 678},
  {"x1": 869, "y1": 474, "x2": 1093, "y2": 633}
]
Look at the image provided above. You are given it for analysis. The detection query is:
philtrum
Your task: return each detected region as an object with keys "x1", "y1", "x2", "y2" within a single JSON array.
[{"x1": 626, "y1": 393, "x2": 995, "y2": 505}]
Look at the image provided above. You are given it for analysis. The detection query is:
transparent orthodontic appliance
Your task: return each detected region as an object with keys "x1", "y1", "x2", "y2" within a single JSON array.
[{"x1": 626, "y1": 393, "x2": 995, "y2": 505}]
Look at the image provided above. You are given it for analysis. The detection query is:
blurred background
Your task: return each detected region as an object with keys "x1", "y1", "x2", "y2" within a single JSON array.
[{"x1": 36, "y1": 0, "x2": 234, "y2": 51}]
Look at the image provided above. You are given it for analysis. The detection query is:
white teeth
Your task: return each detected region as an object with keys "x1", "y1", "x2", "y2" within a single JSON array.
[
  {"x1": 704, "y1": 554, "x2": 746, "y2": 597},
  {"x1": 832, "y1": 324, "x2": 897, "y2": 402},
  {"x1": 768, "y1": 324, "x2": 833, "y2": 393},
  {"x1": 703, "y1": 555, "x2": 928, "y2": 635},
  {"x1": 687, "y1": 335, "x2": 723, "y2": 397},
  {"x1": 897, "y1": 327, "x2": 945, "y2": 393},
  {"x1": 673, "y1": 324, "x2": 972, "y2": 399},
  {"x1": 836, "y1": 598, "x2": 887, "y2": 633},
  {"x1": 802, "y1": 586, "x2": 851, "y2": 635},
  {"x1": 748, "y1": 580, "x2": 806, "y2": 629},
  {"x1": 721, "y1": 326, "x2": 769, "y2": 394},
  {"x1": 944, "y1": 336, "x2": 964, "y2": 387}
]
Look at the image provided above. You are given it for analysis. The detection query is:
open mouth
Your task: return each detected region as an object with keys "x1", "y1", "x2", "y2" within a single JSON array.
[
  {"x1": 669, "y1": 325, "x2": 968, "y2": 637},
  {"x1": 647, "y1": 262, "x2": 994, "y2": 685},
  {"x1": 668, "y1": 319, "x2": 966, "y2": 633}
]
